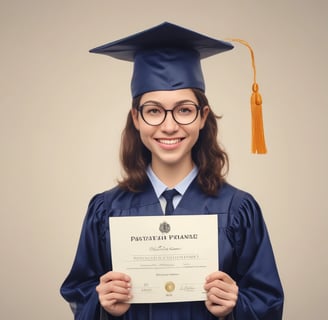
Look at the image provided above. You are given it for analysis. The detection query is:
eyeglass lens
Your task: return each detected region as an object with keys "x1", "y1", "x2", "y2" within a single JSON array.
[{"x1": 139, "y1": 102, "x2": 199, "y2": 125}]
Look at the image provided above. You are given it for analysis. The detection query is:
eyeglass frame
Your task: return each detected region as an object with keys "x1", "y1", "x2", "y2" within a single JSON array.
[{"x1": 136, "y1": 101, "x2": 202, "y2": 126}]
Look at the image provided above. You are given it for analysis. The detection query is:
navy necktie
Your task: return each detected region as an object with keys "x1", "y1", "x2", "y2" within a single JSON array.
[{"x1": 162, "y1": 189, "x2": 179, "y2": 215}]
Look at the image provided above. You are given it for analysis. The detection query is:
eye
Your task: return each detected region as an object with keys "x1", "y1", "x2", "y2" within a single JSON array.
[
  {"x1": 143, "y1": 104, "x2": 163, "y2": 116},
  {"x1": 175, "y1": 103, "x2": 195, "y2": 114}
]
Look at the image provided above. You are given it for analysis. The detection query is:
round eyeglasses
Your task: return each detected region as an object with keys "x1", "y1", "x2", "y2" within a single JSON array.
[{"x1": 137, "y1": 102, "x2": 201, "y2": 126}]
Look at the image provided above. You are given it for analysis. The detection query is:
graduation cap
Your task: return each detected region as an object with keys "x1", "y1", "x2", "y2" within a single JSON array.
[
  {"x1": 90, "y1": 22, "x2": 233, "y2": 98},
  {"x1": 90, "y1": 22, "x2": 267, "y2": 154}
]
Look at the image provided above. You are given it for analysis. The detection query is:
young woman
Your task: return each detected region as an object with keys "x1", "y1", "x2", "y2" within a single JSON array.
[{"x1": 61, "y1": 22, "x2": 284, "y2": 320}]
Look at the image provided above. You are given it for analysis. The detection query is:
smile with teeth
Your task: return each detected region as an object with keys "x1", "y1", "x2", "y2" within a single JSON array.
[{"x1": 157, "y1": 138, "x2": 183, "y2": 145}]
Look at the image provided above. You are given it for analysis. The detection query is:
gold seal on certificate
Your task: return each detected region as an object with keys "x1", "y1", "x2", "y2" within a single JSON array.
[
  {"x1": 165, "y1": 281, "x2": 175, "y2": 293},
  {"x1": 109, "y1": 215, "x2": 218, "y2": 304}
]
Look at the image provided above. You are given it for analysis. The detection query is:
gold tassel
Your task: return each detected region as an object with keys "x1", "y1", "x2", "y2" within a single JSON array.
[{"x1": 226, "y1": 38, "x2": 267, "y2": 154}]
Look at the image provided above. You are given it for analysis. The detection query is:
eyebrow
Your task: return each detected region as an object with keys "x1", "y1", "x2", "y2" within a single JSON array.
[{"x1": 141, "y1": 99, "x2": 198, "y2": 107}]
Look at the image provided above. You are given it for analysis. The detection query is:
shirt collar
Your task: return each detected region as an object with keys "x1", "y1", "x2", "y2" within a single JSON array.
[{"x1": 146, "y1": 165, "x2": 198, "y2": 198}]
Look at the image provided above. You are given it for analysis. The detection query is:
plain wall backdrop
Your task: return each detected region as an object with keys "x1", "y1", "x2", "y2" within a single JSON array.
[{"x1": 1, "y1": 0, "x2": 327, "y2": 319}]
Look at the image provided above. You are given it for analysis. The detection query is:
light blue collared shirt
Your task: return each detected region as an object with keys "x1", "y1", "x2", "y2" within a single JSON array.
[{"x1": 146, "y1": 165, "x2": 198, "y2": 214}]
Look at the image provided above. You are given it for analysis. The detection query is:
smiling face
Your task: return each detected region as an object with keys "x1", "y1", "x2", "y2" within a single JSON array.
[{"x1": 131, "y1": 89, "x2": 209, "y2": 176}]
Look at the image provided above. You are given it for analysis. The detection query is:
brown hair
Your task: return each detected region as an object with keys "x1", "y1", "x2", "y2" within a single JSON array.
[{"x1": 118, "y1": 89, "x2": 229, "y2": 195}]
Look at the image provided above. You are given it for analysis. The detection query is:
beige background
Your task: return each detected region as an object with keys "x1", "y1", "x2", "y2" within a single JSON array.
[{"x1": 1, "y1": 0, "x2": 327, "y2": 319}]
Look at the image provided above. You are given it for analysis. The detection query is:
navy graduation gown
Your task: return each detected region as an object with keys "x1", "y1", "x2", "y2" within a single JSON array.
[{"x1": 61, "y1": 180, "x2": 284, "y2": 320}]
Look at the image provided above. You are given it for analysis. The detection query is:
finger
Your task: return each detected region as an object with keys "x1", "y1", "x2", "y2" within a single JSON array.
[
  {"x1": 100, "y1": 271, "x2": 131, "y2": 283},
  {"x1": 99, "y1": 293, "x2": 130, "y2": 311},
  {"x1": 98, "y1": 284, "x2": 132, "y2": 307},
  {"x1": 206, "y1": 294, "x2": 237, "y2": 313},
  {"x1": 206, "y1": 271, "x2": 234, "y2": 284},
  {"x1": 97, "y1": 279, "x2": 131, "y2": 295},
  {"x1": 204, "y1": 278, "x2": 237, "y2": 292},
  {"x1": 102, "y1": 290, "x2": 132, "y2": 303},
  {"x1": 207, "y1": 286, "x2": 238, "y2": 302},
  {"x1": 205, "y1": 299, "x2": 234, "y2": 318}
]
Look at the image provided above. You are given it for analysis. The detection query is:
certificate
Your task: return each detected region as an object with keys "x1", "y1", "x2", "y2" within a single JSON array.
[{"x1": 109, "y1": 215, "x2": 218, "y2": 303}]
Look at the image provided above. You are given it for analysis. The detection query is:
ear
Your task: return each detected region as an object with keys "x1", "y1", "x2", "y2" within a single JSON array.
[
  {"x1": 200, "y1": 105, "x2": 210, "y2": 129},
  {"x1": 131, "y1": 108, "x2": 140, "y2": 130}
]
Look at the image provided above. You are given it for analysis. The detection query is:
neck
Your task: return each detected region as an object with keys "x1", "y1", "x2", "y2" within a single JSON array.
[{"x1": 151, "y1": 159, "x2": 194, "y2": 188}]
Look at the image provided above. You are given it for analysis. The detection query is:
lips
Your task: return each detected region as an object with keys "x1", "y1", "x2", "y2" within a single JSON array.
[{"x1": 156, "y1": 138, "x2": 183, "y2": 145}]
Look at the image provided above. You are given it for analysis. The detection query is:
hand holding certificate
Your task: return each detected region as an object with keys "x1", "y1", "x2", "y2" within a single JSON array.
[{"x1": 109, "y1": 215, "x2": 218, "y2": 303}]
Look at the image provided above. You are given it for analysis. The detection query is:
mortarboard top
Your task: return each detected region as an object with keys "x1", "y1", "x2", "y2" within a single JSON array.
[{"x1": 89, "y1": 22, "x2": 233, "y2": 98}]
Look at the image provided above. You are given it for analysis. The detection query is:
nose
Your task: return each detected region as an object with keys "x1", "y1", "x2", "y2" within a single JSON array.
[{"x1": 161, "y1": 110, "x2": 179, "y2": 131}]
